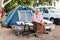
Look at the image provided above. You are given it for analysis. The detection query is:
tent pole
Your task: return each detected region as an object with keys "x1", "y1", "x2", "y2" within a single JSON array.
[{"x1": 17, "y1": 10, "x2": 20, "y2": 21}]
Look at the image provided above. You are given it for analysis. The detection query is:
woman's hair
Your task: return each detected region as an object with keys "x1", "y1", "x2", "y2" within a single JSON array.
[{"x1": 35, "y1": 9, "x2": 40, "y2": 12}]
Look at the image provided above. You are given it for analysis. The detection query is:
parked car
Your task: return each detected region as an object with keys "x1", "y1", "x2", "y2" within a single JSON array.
[{"x1": 35, "y1": 6, "x2": 60, "y2": 24}]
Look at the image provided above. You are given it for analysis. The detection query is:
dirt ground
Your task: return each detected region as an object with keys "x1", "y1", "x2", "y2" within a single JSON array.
[{"x1": 0, "y1": 25, "x2": 60, "y2": 40}]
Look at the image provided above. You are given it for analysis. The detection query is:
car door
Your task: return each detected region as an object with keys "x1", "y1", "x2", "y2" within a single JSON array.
[{"x1": 42, "y1": 7, "x2": 49, "y2": 19}]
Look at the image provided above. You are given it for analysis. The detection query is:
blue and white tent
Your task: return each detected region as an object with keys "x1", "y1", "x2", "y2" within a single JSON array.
[{"x1": 4, "y1": 6, "x2": 34, "y2": 26}]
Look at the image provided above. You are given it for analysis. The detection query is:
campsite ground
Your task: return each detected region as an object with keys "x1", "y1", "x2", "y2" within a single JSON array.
[{"x1": 0, "y1": 25, "x2": 60, "y2": 40}]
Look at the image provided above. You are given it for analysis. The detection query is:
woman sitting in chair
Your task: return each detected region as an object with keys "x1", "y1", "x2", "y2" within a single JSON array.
[{"x1": 31, "y1": 9, "x2": 48, "y2": 37}]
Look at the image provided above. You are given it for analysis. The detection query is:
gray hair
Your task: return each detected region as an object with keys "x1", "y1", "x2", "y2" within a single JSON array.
[{"x1": 35, "y1": 9, "x2": 40, "y2": 12}]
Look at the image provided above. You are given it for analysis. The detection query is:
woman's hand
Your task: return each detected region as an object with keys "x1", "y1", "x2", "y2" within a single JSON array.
[{"x1": 40, "y1": 20, "x2": 45, "y2": 26}]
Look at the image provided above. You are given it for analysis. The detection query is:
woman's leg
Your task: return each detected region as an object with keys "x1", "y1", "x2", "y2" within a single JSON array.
[
  {"x1": 40, "y1": 22, "x2": 46, "y2": 33},
  {"x1": 39, "y1": 22, "x2": 48, "y2": 34},
  {"x1": 32, "y1": 22, "x2": 44, "y2": 34},
  {"x1": 32, "y1": 22, "x2": 37, "y2": 33},
  {"x1": 32, "y1": 22, "x2": 39, "y2": 37}
]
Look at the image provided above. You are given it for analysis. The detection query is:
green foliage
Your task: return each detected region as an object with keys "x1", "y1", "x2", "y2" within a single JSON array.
[
  {"x1": 4, "y1": 0, "x2": 18, "y2": 12},
  {"x1": 4, "y1": 0, "x2": 34, "y2": 13}
]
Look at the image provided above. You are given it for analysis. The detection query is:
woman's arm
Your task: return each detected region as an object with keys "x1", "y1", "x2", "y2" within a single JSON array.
[{"x1": 31, "y1": 14, "x2": 36, "y2": 22}]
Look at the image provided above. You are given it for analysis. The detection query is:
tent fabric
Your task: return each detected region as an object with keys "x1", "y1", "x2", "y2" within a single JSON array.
[
  {"x1": 4, "y1": 6, "x2": 34, "y2": 25},
  {"x1": 4, "y1": 7, "x2": 18, "y2": 25}
]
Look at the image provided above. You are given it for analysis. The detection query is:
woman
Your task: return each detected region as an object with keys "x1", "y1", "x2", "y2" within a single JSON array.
[{"x1": 31, "y1": 9, "x2": 48, "y2": 37}]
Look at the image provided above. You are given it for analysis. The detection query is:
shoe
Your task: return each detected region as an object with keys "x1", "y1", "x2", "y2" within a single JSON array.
[
  {"x1": 44, "y1": 32, "x2": 48, "y2": 34},
  {"x1": 34, "y1": 34, "x2": 38, "y2": 37}
]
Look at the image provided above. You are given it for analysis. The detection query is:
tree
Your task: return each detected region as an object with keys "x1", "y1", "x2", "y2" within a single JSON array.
[
  {"x1": 3, "y1": 0, "x2": 12, "y2": 7},
  {"x1": 4, "y1": 0, "x2": 18, "y2": 12},
  {"x1": 0, "y1": 0, "x2": 12, "y2": 17},
  {"x1": 33, "y1": 0, "x2": 50, "y2": 6},
  {"x1": 4, "y1": 0, "x2": 34, "y2": 13}
]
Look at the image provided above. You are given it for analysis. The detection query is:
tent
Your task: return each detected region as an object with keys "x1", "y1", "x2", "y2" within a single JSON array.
[{"x1": 4, "y1": 6, "x2": 34, "y2": 26}]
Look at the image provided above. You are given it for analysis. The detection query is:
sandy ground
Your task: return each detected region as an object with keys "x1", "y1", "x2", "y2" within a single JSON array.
[{"x1": 0, "y1": 25, "x2": 60, "y2": 40}]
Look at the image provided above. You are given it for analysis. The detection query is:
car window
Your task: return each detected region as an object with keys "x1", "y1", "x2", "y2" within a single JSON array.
[
  {"x1": 48, "y1": 7, "x2": 60, "y2": 13},
  {"x1": 43, "y1": 8, "x2": 49, "y2": 13},
  {"x1": 39, "y1": 8, "x2": 43, "y2": 12}
]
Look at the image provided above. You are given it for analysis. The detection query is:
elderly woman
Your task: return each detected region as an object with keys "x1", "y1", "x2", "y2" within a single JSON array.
[{"x1": 31, "y1": 9, "x2": 48, "y2": 37}]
